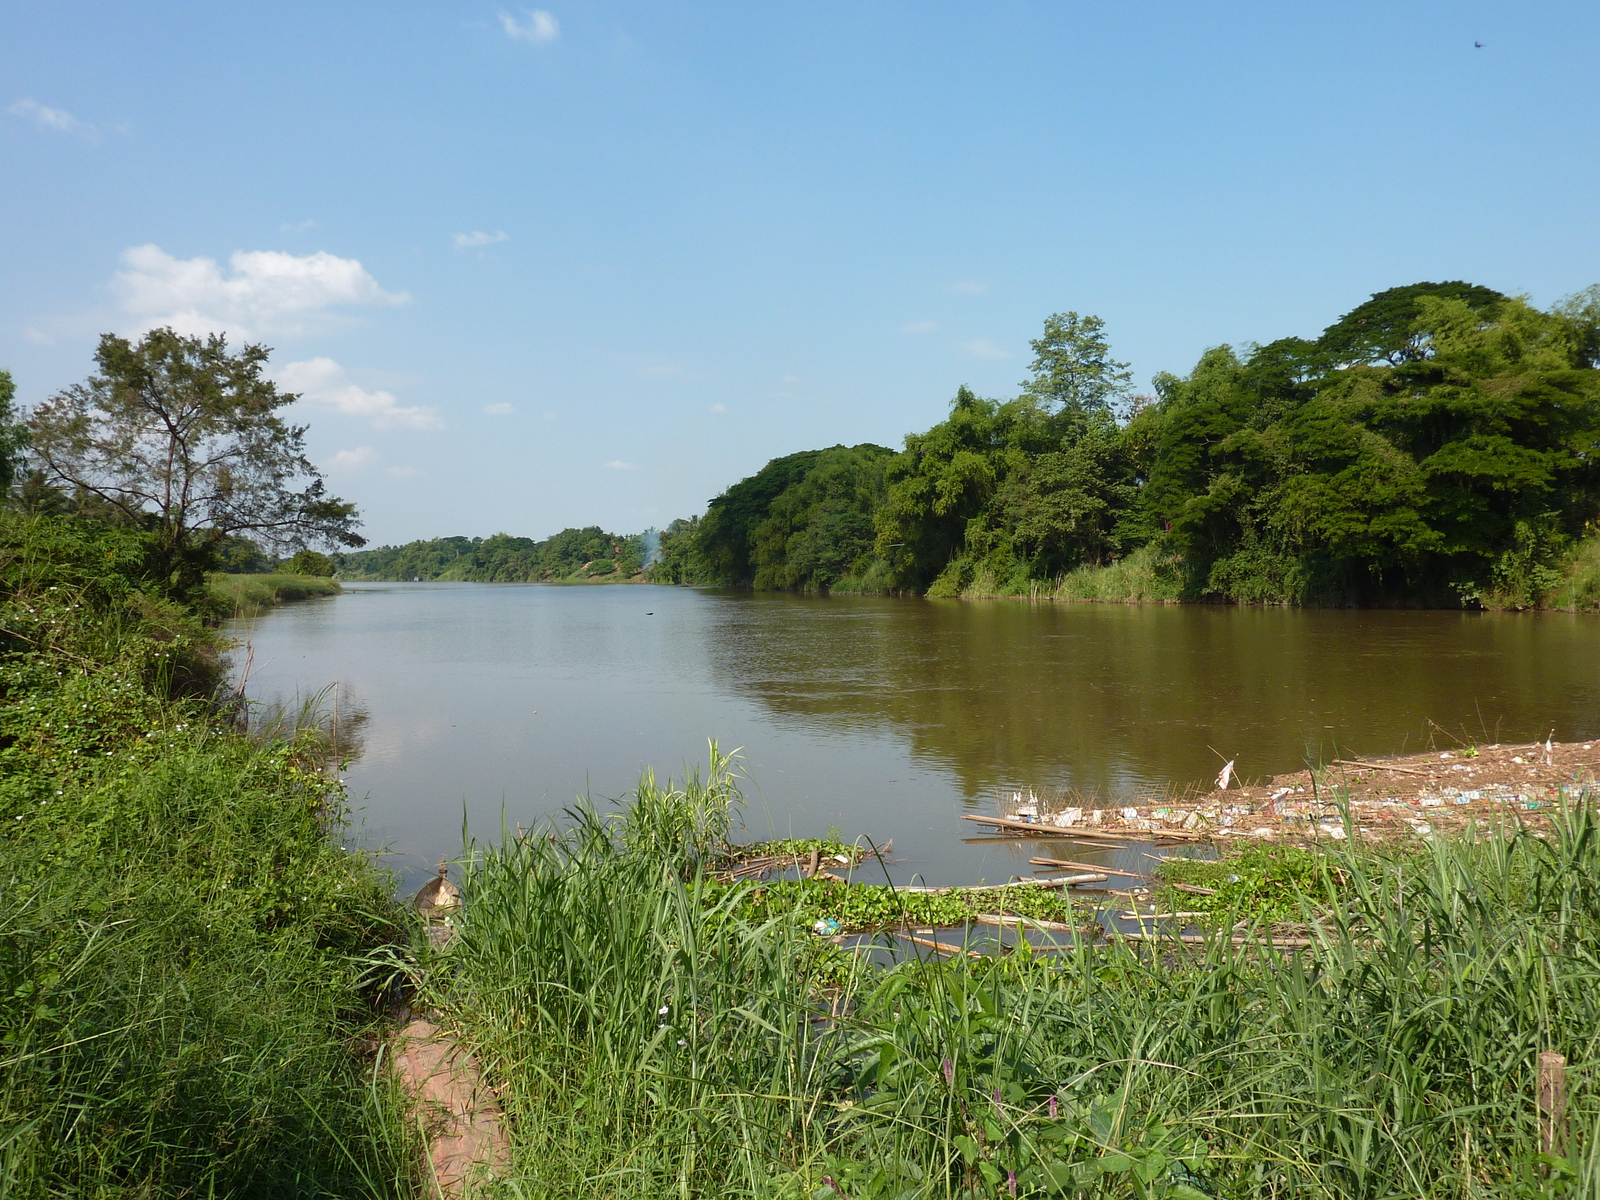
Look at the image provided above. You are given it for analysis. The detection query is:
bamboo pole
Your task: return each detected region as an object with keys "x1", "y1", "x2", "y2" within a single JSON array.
[{"x1": 1538, "y1": 1051, "x2": 1567, "y2": 1157}]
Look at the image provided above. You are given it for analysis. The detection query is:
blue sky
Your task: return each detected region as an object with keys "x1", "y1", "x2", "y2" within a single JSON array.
[{"x1": 3, "y1": 1, "x2": 1597, "y2": 546}]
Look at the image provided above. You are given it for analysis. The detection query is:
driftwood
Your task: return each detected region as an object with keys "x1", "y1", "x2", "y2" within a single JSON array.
[
  {"x1": 1119, "y1": 911, "x2": 1210, "y2": 921},
  {"x1": 895, "y1": 873, "x2": 1107, "y2": 894},
  {"x1": 971, "y1": 913, "x2": 1081, "y2": 932},
  {"x1": 1116, "y1": 930, "x2": 1315, "y2": 949},
  {"x1": 1169, "y1": 881, "x2": 1218, "y2": 896},
  {"x1": 1030, "y1": 856, "x2": 1143, "y2": 876},
  {"x1": 1328, "y1": 758, "x2": 1435, "y2": 778},
  {"x1": 901, "y1": 934, "x2": 982, "y2": 959},
  {"x1": 962, "y1": 814, "x2": 1205, "y2": 842}
]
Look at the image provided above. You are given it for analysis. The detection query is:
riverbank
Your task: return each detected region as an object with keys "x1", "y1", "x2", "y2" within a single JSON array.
[
  {"x1": 1, "y1": 514, "x2": 413, "y2": 1196},
  {"x1": 206, "y1": 570, "x2": 342, "y2": 618},
  {"x1": 938, "y1": 534, "x2": 1600, "y2": 611},
  {"x1": 422, "y1": 751, "x2": 1600, "y2": 1196}
]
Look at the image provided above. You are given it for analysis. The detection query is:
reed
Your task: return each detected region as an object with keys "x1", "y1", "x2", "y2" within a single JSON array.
[
  {"x1": 207, "y1": 572, "x2": 342, "y2": 619},
  {"x1": 438, "y1": 760, "x2": 1600, "y2": 1198}
]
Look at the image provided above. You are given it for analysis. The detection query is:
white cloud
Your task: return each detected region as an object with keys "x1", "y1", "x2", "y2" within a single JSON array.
[
  {"x1": 708, "y1": 403, "x2": 726, "y2": 414},
  {"x1": 111, "y1": 244, "x2": 409, "y2": 339},
  {"x1": 946, "y1": 281, "x2": 987, "y2": 294},
  {"x1": 326, "y1": 446, "x2": 378, "y2": 472},
  {"x1": 636, "y1": 356, "x2": 695, "y2": 381},
  {"x1": 483, "y1": 402, "x2": 514, "y2": 415},
  {"x1": 901, "y1": 320, "x2": 938, "y2": 334},
  {"x1": 454, "y1": 229, "x2": 510, "y2": 249},
  {"x1": 278, "y1": 357, "x2": 444, "y2": 431},
  {"x1": 499, "y1": 9, "x2": 559, "y2": 42},
  {"x1": 8, "y1": 97, "x2": 96, "y2": 139},
  {"x1": 604, "y1": 460, "x2": 635, "y2": 470},
  {"x1": 387, "y1": 464, "x2": 423, "y2": 479},
  {"x1": 964, "y1": 338, "x2": 1009, "y2": 359},
  {"x1": 280, "y1": 219, "x2": 317, "y2": 233}
]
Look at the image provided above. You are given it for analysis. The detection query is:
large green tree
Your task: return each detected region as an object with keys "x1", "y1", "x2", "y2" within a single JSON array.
[
  {"x1": 27, "y1": 328, "x2": 364, "y2": 596},
  {"x1": 1141, "y1": 285, "x2": 1600, "y2": 603},
  {"x1": 1019, "y1": 311, "x2": 1133, "y2": 415}
]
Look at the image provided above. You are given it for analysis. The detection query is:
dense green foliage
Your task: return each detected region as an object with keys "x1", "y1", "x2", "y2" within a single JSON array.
[
  {"x1": 686, "y1": 443, "x2": 895, "y2": 590},
  {"x1": 0, "y1": 511, "x2": 412, "y2": 1196},
  {"x1": 25, "y1": 329, "x2": 364, "y2": 599},
  {"x1": 337, "y1": 525, "x2": 648, "y2": 582},
  {"x1": 664, "y1": 283, "x2": 1600, "y2": 605},
  {"x1": 286, "y1": 548, "x2": 337, "y2": 576},
  {"x1": 439, "y1": 754, "x2": 1600, "y2": 1197}
]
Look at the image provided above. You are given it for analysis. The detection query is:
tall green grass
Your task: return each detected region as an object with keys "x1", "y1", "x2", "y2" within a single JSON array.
[
  {"x1": 1543, "y1": 530, "x2": 1600, "y2": 612},
  {"x1": 208, "y1": 572, "x2": 342, "y2": 619},
  {"x1": 438, "y1": 756, "x2": 1600, "y2": 1198},
  {"x1": 1, "y1": 512, "x2": 416, "y2": 1197},
  {"x1": 0, "y1": 742, "x2": 418, "y2": 1198},
  {"x1": 1049, "y1": 544, "x2": 1185, "y2": 604}
]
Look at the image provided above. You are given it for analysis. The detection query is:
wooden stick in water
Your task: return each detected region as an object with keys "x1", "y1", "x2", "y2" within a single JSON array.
[
  {"x1": 970, "y1": 913, "x2": 1081, "y2": 932},
  {"x1": 895, "y1": 873, "x2": 1108, "y2": 893},
  {"x1": 901, "y1": 934, "x2": 982, "y2": 959},
  {"x1": 1030, "y1": 856, "x2": 1144, "y2": 876}
]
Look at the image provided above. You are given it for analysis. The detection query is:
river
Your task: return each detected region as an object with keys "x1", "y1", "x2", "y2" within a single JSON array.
[{"x1": 228, "y1": 582, "x2": 1600, "y2": 891}]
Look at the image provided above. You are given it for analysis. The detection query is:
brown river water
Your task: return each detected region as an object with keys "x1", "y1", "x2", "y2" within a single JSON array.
[{"x1": 228, "y1": 582, "x2": 1600, "y2": 893}]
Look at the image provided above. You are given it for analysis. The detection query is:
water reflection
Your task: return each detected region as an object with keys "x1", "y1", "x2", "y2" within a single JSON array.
[
  {"x1": 229, "y1": 584, "x2": 1600, "y2": 891},
  {"x1": 698, "y1": 593, "x2": 1600, "y2": 799}
]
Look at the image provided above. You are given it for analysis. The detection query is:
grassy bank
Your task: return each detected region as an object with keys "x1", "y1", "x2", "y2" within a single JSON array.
[
  {"x1": 1, "y1": 514, "x2": 413, "y2": 1197},
  {"x1": 207, "y1": 571, "x2": 342, "y2": 618},
  {"x1": 428, "y1": 752, "x2": 1600, "y2": 1198},
  {"x1": 942, "y1": 533, "x2": 1600, "y2": 610}
]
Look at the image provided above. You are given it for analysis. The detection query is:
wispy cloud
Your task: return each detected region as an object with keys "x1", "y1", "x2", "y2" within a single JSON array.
[
  {"x1": 945, "y1": 282, "x2": 987, "y2": 294},
  {"x1": 964, "y1": 338, "x2": 1009, "y2": 359},
  {"x1": 901, "y1": 319, "x2": 938, "y2": 334},
  {"x1": 604, "y1": 460, "x2": 635, "y2": 470},
  {"x1": 280, "y1": 219, "x2": 317, "y2": 233},
  {"x1": 453, "y1": 229, "x2": 510, "y2": 249},
  {"x1": 8, "y1": 97, "x2": 96, "y2": 140},
  {"x1": 112, "y1": 244, "x2": 409, "y2": 339},
  {"x1": 635, "y1": 357, "x2": 687, "y2": 380},
  {"x1": 499, "y1": 9, "x2": 559, "y2": 43},
  {"x1": 483, "y1": 402, "x2": 514, "y2": 415},
  {"x1": 325, "y1": 446, "x2": 378, "y2": 472},
  {"x1": 708, "y1": 403, "x2": 727, "y2": 414},
  {"x1": 278, "y1": 357, "x2": 444, "y2": 431},
  {"x1": 386, "y1": 464, "x2": 423, "y2": 479}
]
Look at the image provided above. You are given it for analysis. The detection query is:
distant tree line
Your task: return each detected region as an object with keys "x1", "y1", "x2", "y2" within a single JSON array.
[
  {"x1": 657, "y1": 282, "x2": 1600, "y2": 606},
  {"x1": 336, "y1": 527, "x2": 648, "y2": 582}
]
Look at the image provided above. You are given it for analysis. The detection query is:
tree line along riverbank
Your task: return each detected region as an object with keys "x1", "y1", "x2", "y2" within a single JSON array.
[{"x1": 335, "y1": 281, "x2": 1600, "y2": 611}]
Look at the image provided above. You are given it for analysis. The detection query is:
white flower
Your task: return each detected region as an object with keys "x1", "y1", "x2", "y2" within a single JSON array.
[{"x1": 658, "y1": 1004, "x2": 670, "y2": 1015}]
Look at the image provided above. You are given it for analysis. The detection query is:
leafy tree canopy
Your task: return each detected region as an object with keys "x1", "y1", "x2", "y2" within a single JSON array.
[
  {"x1": 26, "y1": 329, "x2": 362, "y2": 596},
  {"x1": 1317, "y1": 281, "x2": 1506, "y2": 367},
  {"x1": 1019, "y1": 311, "x2": 1133, "y2": 415}
]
